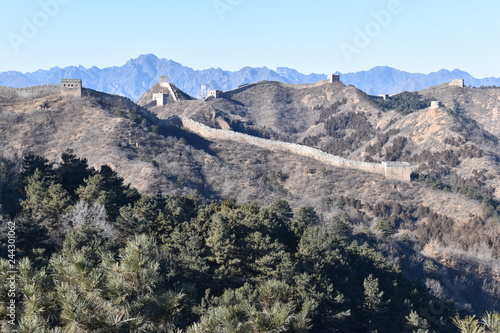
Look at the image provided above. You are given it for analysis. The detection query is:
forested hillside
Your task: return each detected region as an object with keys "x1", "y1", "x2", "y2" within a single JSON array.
[
  {"x1": 1, "y1": 80, "x2": 499, "y2": 331},
  {"x1": 0, "y1": 152, "x2": 464, "y2": 332}
]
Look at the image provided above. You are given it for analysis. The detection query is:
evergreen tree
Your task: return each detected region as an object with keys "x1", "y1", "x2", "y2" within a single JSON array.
[
  {"x1": 406, "y1": 310, "x2": 431, "y2": 333},
  {"x1": 77, "y1": 166, "x2": 139, "y2": 221},
  {"x1": 292, "y1": 206, "x2": 319, "y2": 239},
  {"x1": 270, "y1": 199, "x2": 294, "y2": 222},
  {"x1": 56, "y1": 149, "x2": 94, "y2": 198},
  {"x1": 21, "y1": 169, "x2": 71, "y2": 233},
  {"x1": 21, "y1": 154, "x2": 54, "y2": 182}
]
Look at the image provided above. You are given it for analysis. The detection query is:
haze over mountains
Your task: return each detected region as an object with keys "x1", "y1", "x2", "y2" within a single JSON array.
[{"x1": 2, "y1": 54, "x2": 500, "y2": 101}]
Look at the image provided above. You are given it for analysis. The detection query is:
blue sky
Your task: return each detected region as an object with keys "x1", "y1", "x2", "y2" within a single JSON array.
[{"x1": 0, "y1": 0, "x2": 498, "y2": 77}]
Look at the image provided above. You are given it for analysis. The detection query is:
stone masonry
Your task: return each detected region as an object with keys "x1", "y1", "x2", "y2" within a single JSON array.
[
  {"x1": 430, "y1": 101, "x2": 441, "y2": 109},
  {"x1": 0, "y1": 79, "x2": 82, "y2": 99},
  {"x1": 327, "y1": 74, "x2": 340, "y2": 83},
  {"x1": 159, "y1": 75, "x2": 169, "y2": 88},
  {"x1": 173, "y1": 116, "x2": 411, "y2": 182},
  {"x1": 207, "y1": 90, "x2": 222, "y2": 99},
  {"x1": 450, "y1": 79, "x2": 465, "y2": 87},
  {"x1": 153, "y1": 93, "x2": 167, "y2": 106},
  {"x1": 60, "y1": 79, "x2": 82, "y2": 97}
]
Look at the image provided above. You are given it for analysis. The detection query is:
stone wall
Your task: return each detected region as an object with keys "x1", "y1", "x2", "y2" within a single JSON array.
[
  {"x1": 222, "y1": 80, "x2": 333, "y2": 97},
  {"x1": 0, "y1": 84, "x2": 60, "y2": 99},
  {"x1": 0, "y1": 79, "x2": 83, "y2": 99},
  {"x1": 166, "y1": 83, "x2": 179, "y2": 101},
  {"x1": 175, "y1": 116, "x2": 411, "y2": 181}
]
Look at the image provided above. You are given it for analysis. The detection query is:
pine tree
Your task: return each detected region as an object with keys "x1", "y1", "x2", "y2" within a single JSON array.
[
  {"x1": 406, "y1": 310, "x2": 431, "y2": 333},
  {"x1": 452, "y1": 315, "x2": 485, "y2": 333},
  {"x1": 482, "y1": 312, "x2": 500, "y2": 332},
  {"x1": 56, "y1": 149, "x2": 93, "y2": 198},
  {"x1": 363, "y1": 274, "x2": 387, "y2": 312},
  {"x1": 21, "y1": 169, "x2": 71, "y2": 232}
]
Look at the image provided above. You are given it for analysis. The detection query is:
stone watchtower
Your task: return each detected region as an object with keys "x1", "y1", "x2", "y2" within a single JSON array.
[
  {"x1": 430, "y1": 101, "x2": 441, "y2": 109},
  {"x1": 159, "y1": 75, "x2": 169, "y2": 88},
  {"x1": 450, "y1": 79, "x2": 465, "y2": 87},
  {"x1": 327, "y1": 74, "x2": 340, "y2": 83},
  {"x1": 60, "y1": 79, "x2": 82, "y2": 97},
  {"x1": 207, "y1": 90, "x2": 221, "y2": 99},
  {"x1": 153, "y1": 93, "x2": 167, "y2": 106},
  {"x1": 382, "y1": 162, "x2": 411, "y2": 181}
]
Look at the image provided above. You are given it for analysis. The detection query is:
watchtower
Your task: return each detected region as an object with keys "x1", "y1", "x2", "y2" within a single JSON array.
[
  {"x1": 207, "y1": 89, "x2": 221, "y2": 99},
  {"x1": 382, "y1": 162, "x2": 411, "y2": 182},
  {"x1": 379, "y1": 94, "x2": 389, "y2": 100},
  {"x1": 60, "y1": 79, "x2": 82, "y2": 97},
  {"x1": 430, "y1": 101, "x2": 441, "y2": 109},
  {"x1": 327, "y1": 74, "x2": 340, "y2": 83},
  {"x1": 159, "y1": 75, "x2": 169, "y2": 88},
  {"x1": 153, "y1": 93, "x2": 167, "y2": 106},
  {"x1": 450, "y1": 79, "x2": 464, "y2": 87}
]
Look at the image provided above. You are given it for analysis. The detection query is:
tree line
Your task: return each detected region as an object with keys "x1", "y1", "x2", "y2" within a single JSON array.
[{"x1": 0, "y1": 151, "x2": 496, "y2": 332}]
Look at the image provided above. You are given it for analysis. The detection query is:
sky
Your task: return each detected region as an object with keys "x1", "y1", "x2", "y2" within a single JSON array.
[{"x1": 0, "y1": 0, "x2": 499, "y2": 77}]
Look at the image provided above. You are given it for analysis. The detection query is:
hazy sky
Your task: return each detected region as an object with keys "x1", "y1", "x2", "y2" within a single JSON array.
[{"x1": 0, "y1": 0, "x2": 498, "y2": 77}]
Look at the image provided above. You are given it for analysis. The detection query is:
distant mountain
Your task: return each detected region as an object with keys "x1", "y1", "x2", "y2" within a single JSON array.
[{"x1": 1, "y1": 54, "x2": 500, "y2": 100}]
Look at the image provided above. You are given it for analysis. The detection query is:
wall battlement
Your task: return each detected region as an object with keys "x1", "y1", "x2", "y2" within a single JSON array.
[
  {"x1": 0, "y1": 79, "x2": 82, "y2": 99},
  {"x1": 0, "y1": 84, "x2": 60, "y2": 99},
  {"x1": 173, "y1": 116, "x2": 411, "y2": 181}
]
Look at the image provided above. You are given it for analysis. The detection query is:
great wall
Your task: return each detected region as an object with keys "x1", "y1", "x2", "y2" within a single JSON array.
[
  {"x1": 0, "y1": 84, "x2": 60, "y2": 99},
  {"x1": 0, "y1": 79, "x2": 82, "y2": 99},
  {"x1": 170, "y1": 115, "x2": 412, "y2": 182},
  {"x1": 3, "y1": 74, "x2": 465, "y2": 182}
]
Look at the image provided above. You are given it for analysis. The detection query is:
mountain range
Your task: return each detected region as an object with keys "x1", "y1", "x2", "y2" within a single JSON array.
[{"x1": 2, "y1": 54, "x2": 500, "y2": 101}]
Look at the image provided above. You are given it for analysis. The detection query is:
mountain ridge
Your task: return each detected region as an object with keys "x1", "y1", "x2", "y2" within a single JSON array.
[{"x1": 2, "y1": 54, "x2": 500, "y2": 101}]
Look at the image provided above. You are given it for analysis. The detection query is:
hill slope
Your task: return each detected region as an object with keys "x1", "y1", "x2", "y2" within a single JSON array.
[
  {"x1": 0, "y1": 82, "x2": 499, "y2": 314},
  {"x1": 149, "y1": 80, "x2": 500, "y2": 197}
]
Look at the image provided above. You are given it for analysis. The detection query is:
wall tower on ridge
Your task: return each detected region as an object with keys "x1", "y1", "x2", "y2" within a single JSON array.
[
  {"x1": 450, "y1": 79, "x2": 465, "y2": 87},
  {"x1": 207, "y1": 89, "x2": 222, "y2": 99},
  {"x1": 327, "y1": 74, "x2": 340, "y2": 83},
  {"x1": 60, "y1": 79, "x2": 82, "y2": 97},
  {"x1": 430, "y1": 101, "x2": 441, "y2": 109},
  {"x1": 153, "y1": 93, "x2": 167, "y2": 106},
  {"x1": 159, "y1": 75, "x2": 169, "y2": 88}
]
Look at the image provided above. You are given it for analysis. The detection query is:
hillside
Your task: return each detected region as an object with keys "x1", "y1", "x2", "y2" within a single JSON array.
[
  {"x1": 143, "y1": 79, "x2": 500, "y2": 314},
  {"x1": 148, "y1": 80, "x2": 500, "y2": 197},
  {"x1": 0, "y1": 81, "x2": 499, "y2": 316},
  {"x1": 2, "y1": 54, "x2": 500, "y2": 100}
]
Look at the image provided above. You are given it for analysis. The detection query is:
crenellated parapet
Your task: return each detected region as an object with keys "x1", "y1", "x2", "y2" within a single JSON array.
[
  {"x1": 0, "y1": 79, "x2": 82, "y2": 99},
  {"x1": 0, "y1": 84, "x2": 60, "y2": 99}
]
